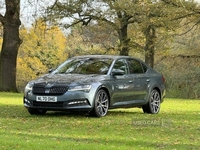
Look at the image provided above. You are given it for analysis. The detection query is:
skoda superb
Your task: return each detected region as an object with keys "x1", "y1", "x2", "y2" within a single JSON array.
[{"x1": 24, "y1": 55, "x2": 165, "y2": 117}]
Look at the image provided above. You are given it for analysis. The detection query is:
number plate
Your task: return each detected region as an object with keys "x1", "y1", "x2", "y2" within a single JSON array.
[{"x1": 36, "y1": 96, "x2": 57, "y2": 102}]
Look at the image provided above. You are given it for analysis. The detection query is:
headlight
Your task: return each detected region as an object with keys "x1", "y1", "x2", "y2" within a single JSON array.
[
  {"x1": 68, "y1": 85, "x2": 91, "y2": 92},
  {"x1": 25, "y1": 82, "x2": 34, "y2": 93}
]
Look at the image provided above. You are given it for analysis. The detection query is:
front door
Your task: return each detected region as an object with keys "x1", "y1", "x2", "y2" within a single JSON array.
[{"x1": 109, "y1": 59, "x2": 136, "y2": 107}]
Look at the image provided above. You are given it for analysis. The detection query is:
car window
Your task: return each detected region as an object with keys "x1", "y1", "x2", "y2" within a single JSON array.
[
  {"x1": 127, "y1": 59, "x2": 145, "y2": 74},
  {"x1": 54, "y1": 58, "x2": 112, "y2": 74},
  {"x1": 112, "y1": 59, "x2": 128, "y2": 74},
  {"x1": 142, "y1": 63, "x2": 147, "y2": 72}
]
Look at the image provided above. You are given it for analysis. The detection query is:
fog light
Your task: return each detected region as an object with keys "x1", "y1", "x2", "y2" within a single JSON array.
[
  {"x1": 24, "y1": 98, "x2": 31, "y2": 105},
  {"x1": 68, "y1": 100, "x2": 88, "y2": 106}
]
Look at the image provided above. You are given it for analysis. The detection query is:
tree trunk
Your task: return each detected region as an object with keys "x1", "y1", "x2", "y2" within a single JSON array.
[
  {"x1": 0, "y1": 0, "x2": 21, "y2": 92},
  {"x1": 118, "y1": 13, "x2": 130, "y2": 56},
  {"x1": 118, "y1": 25, "x2": 130, "y2": 56},
  {"x1": 144, "y1": 25, "x2": 155, "y2": 68}
]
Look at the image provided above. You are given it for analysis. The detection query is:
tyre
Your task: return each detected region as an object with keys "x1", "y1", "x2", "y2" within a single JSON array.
[
  {"x1": 28, "y1": 108, "x2": 47, "y2": 115},
  {"x1": 142, "y1": 89, "x2": 161, "y2": 114},
  {"x1": 90, "y1": 89, "x2": 109, "y2": 117}
]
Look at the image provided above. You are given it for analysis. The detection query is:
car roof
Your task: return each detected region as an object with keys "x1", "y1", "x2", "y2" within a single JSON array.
[
  {"x1": 72, "y1": 55, "x2": 136, "y2": 60},
  {"x1": 71, "y1": 55, "x2": 151, "y2": 69}
]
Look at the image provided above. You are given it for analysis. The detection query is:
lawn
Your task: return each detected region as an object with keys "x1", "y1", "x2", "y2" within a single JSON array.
[{"x1": 0, "y1": 92, "x2": 199, "y2": 150}]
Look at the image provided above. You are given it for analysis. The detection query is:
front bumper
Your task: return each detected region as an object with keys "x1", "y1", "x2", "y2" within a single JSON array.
[
  {"x1": 24, "y1": 97, "x2": 93, "y2": 112},
  {"x1": 23, "y1": 89, "x2": 96, "y2": 112}
]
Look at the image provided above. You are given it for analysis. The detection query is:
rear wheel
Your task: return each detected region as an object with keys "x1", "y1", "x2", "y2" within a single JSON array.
[
  {"x1": 28, "y1": 109, "x2": 47, "y2": 115},
  {"x1": 142, "y1": 89, "x2": 161, "y2": 114},
  {"x1": 90, "y1": 89, "x2": 109, "y2": 117}
]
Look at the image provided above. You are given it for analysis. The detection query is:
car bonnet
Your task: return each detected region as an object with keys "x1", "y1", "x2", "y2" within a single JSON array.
[{"x1": 33, "y1": 73, "x2": 104, "y2": 85}]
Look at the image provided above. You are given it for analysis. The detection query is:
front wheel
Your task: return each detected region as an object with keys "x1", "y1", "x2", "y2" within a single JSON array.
[
  {"x1": 142, "y1": 89, "x2": 161, "y2": 114},
  {"x1": 90, "y1": 89, "x2": 109, "y2": 117}
]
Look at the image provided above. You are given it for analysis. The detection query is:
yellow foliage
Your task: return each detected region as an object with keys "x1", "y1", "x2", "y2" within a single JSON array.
[
  {"x1": 17, "y1": 20, "x2": 68, "y2": 91},
  {"x1": 0, "y1": 37, "x2": 2, "y2": 51}
]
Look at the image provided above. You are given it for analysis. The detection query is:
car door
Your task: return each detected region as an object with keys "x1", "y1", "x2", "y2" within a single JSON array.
[
  {"x1": 109, "y1": 59, "x2": 135, "y2": 107},
  {"x1": 127, "y1": 58, "x2": 149, "y2": 102}
]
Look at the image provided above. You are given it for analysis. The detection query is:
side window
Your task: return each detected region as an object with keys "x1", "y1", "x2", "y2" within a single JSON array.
[
  {"x1": 142, "y1": 63, "x2": 147, "y2": 72},
  {"x1": 127, "y1": 59, "x2": 145, "y2": 74},
  {"x1": 113, "y1": 59, "x2": 128, "y2": 74}
]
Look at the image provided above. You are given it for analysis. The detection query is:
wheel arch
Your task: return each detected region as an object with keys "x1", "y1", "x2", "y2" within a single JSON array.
[
  {"x1": 89, "y1": 85, "x2": 110, "y2": 117},
  {"x1": 152, "y1": 85, "x2": 165, "y2": 103},
  {"x1": 145, "y1": 86, "x2": 161, "y2": 105},
  {"x1": 153, "y1": 87, "x2": 161, "y2": 98},
  {"x1": 142, "y1": 87, "x2": 161, "y2": 114},
  {"x1": 97, "y1": 85, "x2": 111, "y2": 107}
]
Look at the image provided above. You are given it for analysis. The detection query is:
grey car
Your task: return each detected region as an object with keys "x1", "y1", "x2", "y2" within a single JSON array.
[{"x1": 24, "y1": 55, "x2": 165, "y2": 117}]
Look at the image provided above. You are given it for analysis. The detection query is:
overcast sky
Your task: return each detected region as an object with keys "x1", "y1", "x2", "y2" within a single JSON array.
[{"x1": 0, "y1": 0, "x2": 53, "y2": 28}]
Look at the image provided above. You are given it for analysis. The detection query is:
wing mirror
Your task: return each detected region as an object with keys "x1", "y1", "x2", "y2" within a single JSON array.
[{"x1": 112, "y1": 69, "x2": 125, "y2": 76}]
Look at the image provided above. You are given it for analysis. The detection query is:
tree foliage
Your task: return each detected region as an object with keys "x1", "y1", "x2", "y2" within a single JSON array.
[
  {"x1": 17, "y1": 20, "x2": 68, "y2": 91},
  {"x1": 45, "y1": 0, "x2": 199, "y2": 68},
  {"x1": 46, "y1": 0, "x2": 144, "y2": 56},
  {"x1": 65, "y1": 24, "x2": 118, "y2": 57}
]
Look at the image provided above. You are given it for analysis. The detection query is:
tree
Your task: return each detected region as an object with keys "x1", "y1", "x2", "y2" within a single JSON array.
[
  {"x1": 64, "y1": 24, "x2": 118, "y2": 58},
  {"x1": 46, "y1": 0, "x2": 143, "y2": 56},
  {"x1": 0, "y1": 0, "x2": 21, "y2": 92},
  {"x1": 46, "y1": 0, "x2": 197, "y2": 68},
  {"x1": 17, "y1": 20, "x2": 68, "y2": 91}
]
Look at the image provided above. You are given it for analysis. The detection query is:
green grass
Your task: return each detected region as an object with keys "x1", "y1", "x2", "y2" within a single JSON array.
[{"x1": 0, "y1": 92, "x2": 200, "y2": 150}]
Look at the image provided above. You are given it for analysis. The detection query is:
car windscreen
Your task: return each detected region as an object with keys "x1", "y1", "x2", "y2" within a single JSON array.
[{"x1": 53, "y1": 57, "x2": 113, "y2": 74}]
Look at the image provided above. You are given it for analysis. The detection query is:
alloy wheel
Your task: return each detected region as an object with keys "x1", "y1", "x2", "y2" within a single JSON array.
[
  {"x1": 149, "y1": 89, "x2": 161, "y2": 114},
  {"x1": 93, "y1": 89, "x2": 109, "y2": 117}
]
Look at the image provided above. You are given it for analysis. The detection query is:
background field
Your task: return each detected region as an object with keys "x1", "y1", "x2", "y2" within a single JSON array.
[{"x1": 0, "y1": 92, "x2": 199, "y2": 150}]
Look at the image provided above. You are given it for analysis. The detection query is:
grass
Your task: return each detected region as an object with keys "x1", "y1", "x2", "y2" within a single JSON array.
[{"x1": 0, "y1": 92, "x2": 200, "y2": 150}]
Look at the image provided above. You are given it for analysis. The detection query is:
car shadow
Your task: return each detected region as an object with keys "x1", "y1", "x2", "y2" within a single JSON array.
[
  {"x1": 0, "y1": 104, "x2": 143, "y2": 119},
  {"x1": 44, "y1": 109, "x2": 143, "y2": 117}
]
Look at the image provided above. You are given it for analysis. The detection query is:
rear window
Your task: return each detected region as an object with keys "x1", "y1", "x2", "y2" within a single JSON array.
[{"x1": 127, "y1": 59, "x2": 146, "y2": 74}]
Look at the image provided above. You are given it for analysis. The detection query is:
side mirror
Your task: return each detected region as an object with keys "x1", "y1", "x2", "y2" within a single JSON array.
[{"x1": 112, "y1": 69, "x2": 125, "y2": 76}]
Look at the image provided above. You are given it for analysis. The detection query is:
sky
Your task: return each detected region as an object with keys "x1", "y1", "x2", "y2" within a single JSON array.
[{"x1": 0, "y1": 0, "x2": 54, "y2": 28}]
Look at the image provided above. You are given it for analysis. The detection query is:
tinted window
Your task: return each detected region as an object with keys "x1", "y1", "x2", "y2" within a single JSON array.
[
  {"x1": 127, "y1": 59, "x2": 145, "y2": 74},
  {"x1": 112, "y1": 59, "x2": 128, "y2": 74},
  {"x1": 142, "y1": 63, "x2": 147, "y2": 72},
  {"x1": 54, "y1": 58, "x2": 113, "y2": 74}
]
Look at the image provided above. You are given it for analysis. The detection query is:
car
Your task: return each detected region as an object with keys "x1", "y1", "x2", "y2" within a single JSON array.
[{"x1": 24, "y1": 55, "x2": 165, "y2": 117}]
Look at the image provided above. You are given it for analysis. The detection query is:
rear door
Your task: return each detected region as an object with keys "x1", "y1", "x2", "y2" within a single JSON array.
[{"x1": 127, "y1": 58, "x2": 149, "y2": 101}]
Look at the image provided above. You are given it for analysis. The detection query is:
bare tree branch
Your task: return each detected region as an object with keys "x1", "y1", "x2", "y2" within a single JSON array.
[
  {"x1": 49, "y1": 0, "x2": 59, "y2": 9},
  {"x1": 161, "y1": 0, "x2": 200, "y2": 14},
  {"x1": 178, "y1": 20, "x2": 199, "y2": 36},
  {"x1": 63, "y1": 18, "x2": 89, "y2": 29}
]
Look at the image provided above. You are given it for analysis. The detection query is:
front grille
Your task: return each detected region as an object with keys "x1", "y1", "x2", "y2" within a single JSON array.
[
  {"x1": 33, "y1": 87, "x2": 45, "y2": 94},
  {"x1": 33, "y1": 101, "x2": 64, "y2": 108},
  {"x1": 49, "y1": 87, "x2": 68, "y2": 94},
  {"x1": 32, "y1": 85, "x2": 68, "y2": 95}
]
